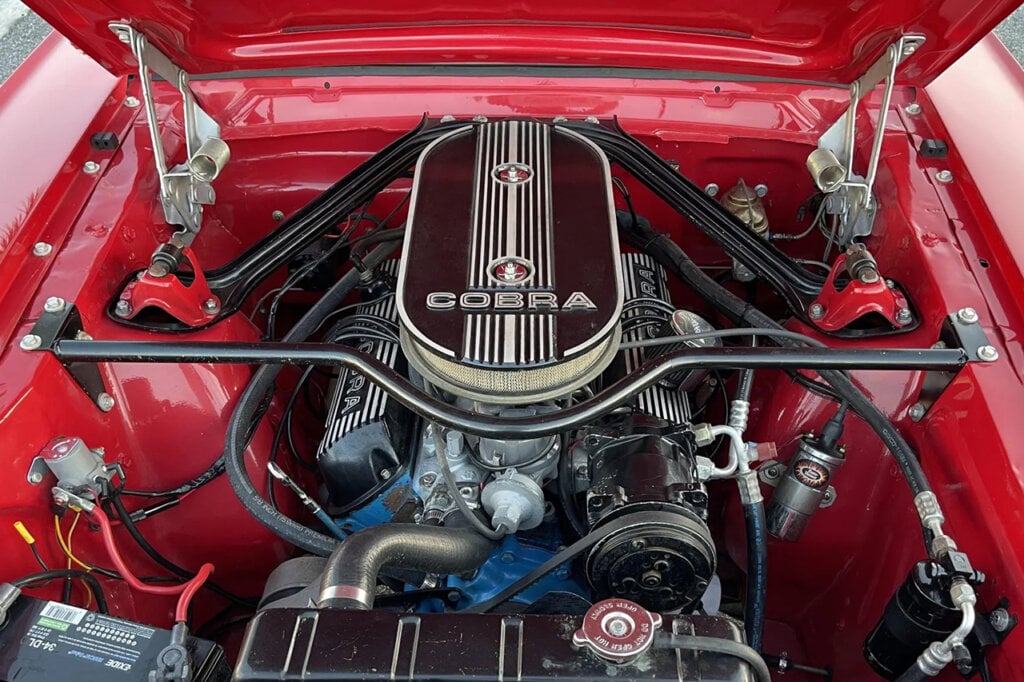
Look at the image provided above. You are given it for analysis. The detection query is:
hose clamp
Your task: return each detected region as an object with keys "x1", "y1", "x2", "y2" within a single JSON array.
[{"x1": 319, "y1": 585, "x2": 372, "y2": 608}]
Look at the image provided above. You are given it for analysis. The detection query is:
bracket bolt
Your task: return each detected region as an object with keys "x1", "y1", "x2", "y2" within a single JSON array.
[
  {"x1": 124, "y1": 96, "x2": 140, "y2": 108},
  {"x1": 43, "y1": 297, "x2": 66, "y2": 313},
  {"x1": 905, "y1": 103, "x2": 922, "y2": 115},
  {"x1": 977, "y1": 345, "x2": 999, "y2": 362},
  {"x1": 97, "y1": 393, "x2": 116, "y2": 412},
  {"x1": 202, "y1": 298, "x2": 220, "y2": 314},
  {"x1": 936, "y1": 170, "x2": 954, "y2": 183},
  {"x1": 115, "y1": 300, "x2": 133, "y2": 317},
  {"x1": 754, "y1": 183, "x2": 769, "y2": 198},
  {"x1": 903, "y1": 42, "x2": 919, "y2": 56},
  {"x1": 957, "y1": 307, "x2": 979, "y2": 324},
  {"x1": 704, "y1": 183, "x2": 720, "y2": 197},
  {"x1": 418, "y1": 473, "x2": 437, "y2": 488},
  {"x1": 19, "y1": 334, "x2": 42, "y2": 351},
  {"x1": 28, "y1": 471, "x2": 43, "y2": 484},
  {"x1": 83, "y1": 161, "x2": 100, "y2": 174},
  {"x1": 990, "y1": 608, "x2": 1011, "y2": 632},
  {"x1": 809, "y1": 303, "x2": 825, "y2": 320},
  {"x1": 896, "y1": 308, "x2": 913, "y2": 324},
  {"x1": 32, "y1": 242, "x2": 53, "y2": 257},
  {"x1": 271, "y1": 210, "x2": 285, "y2": 221},
  {"x1": 909, "y1": 403, "x2": 926, "y2": 422}
]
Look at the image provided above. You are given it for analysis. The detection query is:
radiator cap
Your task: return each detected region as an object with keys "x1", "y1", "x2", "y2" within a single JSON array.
[{"x1": 572, "y1": 598, "x2": 662, "y2": 664}]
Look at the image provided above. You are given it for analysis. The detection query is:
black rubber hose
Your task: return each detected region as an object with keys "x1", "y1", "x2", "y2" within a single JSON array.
[
  {"x1": 736, "y1": 361, "x2": 755, "y2": 402},
  {"x1": 894, "y1": 664, "x2": 929, "y2": 682},
  {"x1": 743, "y1": 501, "x2": 768, "y2": 652},
  {"x1": 317, "y1": 525, "x2": 493, "y2": 609},
  {"x1": 108, "y1": 494, "x2": 256, "y2": 608},
  {"x1": 656, "y1": 634, "x2": 772, "y2": 682},
  {"x1": 224, "y1": 242, "x2": 400, "y2": 557},
  {"x1": 12, "y1": 570, "x2": 109, "y2": 614},
  {"x1": 618, "y1": 213, "x2": 934, "y2": 498}
]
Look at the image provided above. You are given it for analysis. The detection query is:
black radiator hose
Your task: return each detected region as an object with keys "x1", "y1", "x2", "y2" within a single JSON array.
[
  {"x1": 617, "y1": 212, "x2": 933, "y2": 499},
  {"x1": 318, "y1": 525, "x2": 494, "y2": 609},
  {"x1": 223, "y1": 241, "x2": 400, "y2": 557}
]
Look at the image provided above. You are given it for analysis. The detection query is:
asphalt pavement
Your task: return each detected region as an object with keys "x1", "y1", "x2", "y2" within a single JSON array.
[{"x1": 1, "y1": 1, "x2": 1023, "y2": 82}]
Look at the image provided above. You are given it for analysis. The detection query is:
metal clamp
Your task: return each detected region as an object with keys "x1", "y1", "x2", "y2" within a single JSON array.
[
  {"x1": 817, "y1": 35, "x2": 926, "y2": 242},
  {"x1": 757, "y1": 460, "x2": 836, "y2": 508},
  {"x1": 108, "y1": 23, "x2": 230, "y2": 272}
]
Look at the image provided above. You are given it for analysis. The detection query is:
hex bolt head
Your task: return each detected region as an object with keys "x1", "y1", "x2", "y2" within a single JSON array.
[
  {"x1": 809, "y1": 303, "x2": 825, "y2": 320},
  {"x1": 957, "y1": 307, "x2": 979, "y2": 324},
  {"x1": 19, "y1": 334, "x2": 42, "y2": 351},
  {"x1": 908, "y1": 403, "x2": 926, "y2": 422},
  {"x1": 419, "y1": 473, "x2": 437, "y2": 487},
  {"x1": 271, "y1": 210, "x2": 285, "y2": 221},
  {"x1": 28, "y1": 471, "x2": 44, "y2": 484},
  {"x1": 585, "y1": 116, "x2": 600, "y2": 124},
  {"x1": 83, "y1": 161, "x2": 101, "y2": 174},
  {"x1": 977, "y1": 345, "x2": 999, "y2": 362},
  {"x1": 43, "y1": 296, "x2": 66, "y2": 313},
  {"x1": 903, "y1": 42, "x2": 918, "y2": 55},
  {"x1": 32, "y1": 242, "x2": 53, "y2": 257},
  {"x1": 936, "y1": 170, "x2": 954, "y2": 183},
  {"x1": 124, "y1": 96, "x2": 141, "y2": 108},
  {"x1": 96, "y1": 393, "x2": 116, "y2": 412},
  {"x1": 704, "y1": 183, "x2": 720, "y2": 197},
  {"x1": 905, "y1": 103, "x2": 922, "y2": 115},
  {"x1": 896, "y1": 308, "x2": 913, "y2": 324},
  {"x1": 115, "y1": 300, "x2": 133, "y2": 317},
  {"x1": 754, "y1": 183, "x2": 769, "y2": 198},
  {"x1": 202, "y1": 298, "x2": 220, "y2": 314}
]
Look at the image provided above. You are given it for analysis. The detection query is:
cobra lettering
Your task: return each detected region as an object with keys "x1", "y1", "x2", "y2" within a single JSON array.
[{"x1": 425, "y1": 291, "x2": 597, "y2": 312}]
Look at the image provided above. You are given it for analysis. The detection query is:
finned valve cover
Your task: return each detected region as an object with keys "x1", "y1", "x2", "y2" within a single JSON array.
[{"x1": 397, "y1": 120, "x2": 623, "y2": 403}]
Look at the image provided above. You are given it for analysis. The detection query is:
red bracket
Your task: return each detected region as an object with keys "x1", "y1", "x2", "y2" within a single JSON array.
[
  {"x1": 116, "y1": 248, "x2": 220, "y2": 327},
  {"x1": 809, "y1": 255, "x2": 912, "y2": 332}
]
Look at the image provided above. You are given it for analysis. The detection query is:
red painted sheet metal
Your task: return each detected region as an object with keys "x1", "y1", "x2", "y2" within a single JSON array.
[{"x1": 23, "y1": 0, "x2": 1022, "y2": 84}]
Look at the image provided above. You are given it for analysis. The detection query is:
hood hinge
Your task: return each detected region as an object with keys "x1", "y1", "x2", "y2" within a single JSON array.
[
  {"x1": 816, "y1": 34, "x2": 926, "y2": 245},
  {"x1": 108, "y1": 23, "x2": 230, "y2": 276}
]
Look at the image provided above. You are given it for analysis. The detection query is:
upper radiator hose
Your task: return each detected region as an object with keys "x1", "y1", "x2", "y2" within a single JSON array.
[{"x1": 318, "y1": 525, "x2": 493, "y2": 609}]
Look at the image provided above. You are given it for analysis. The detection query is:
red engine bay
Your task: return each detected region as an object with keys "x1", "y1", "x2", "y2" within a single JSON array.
[{"x1": 0, "y1": 33, "x2": 1022, "y2": 682}]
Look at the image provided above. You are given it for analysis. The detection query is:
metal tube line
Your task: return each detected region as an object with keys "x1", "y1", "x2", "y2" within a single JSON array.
[{"x1": 47, "y1": 340, "x2": 966, "y2": 439}]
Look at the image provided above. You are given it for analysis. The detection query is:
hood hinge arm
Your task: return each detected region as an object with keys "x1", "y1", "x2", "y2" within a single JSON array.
[
  {"x1": 816, "y1": 34, "x2": 925, "y2": 245},
  {"x1": 108, "y1": 22, "x2": 231, "y2": 277}
]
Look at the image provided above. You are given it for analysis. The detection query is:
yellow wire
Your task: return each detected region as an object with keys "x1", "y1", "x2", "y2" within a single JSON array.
[
  {"x1": 54, "y1": 514, "x2": 93, "y2": 571},
  {"x1": 56, "y1": 513, "x2": 95, "y2": 609}
]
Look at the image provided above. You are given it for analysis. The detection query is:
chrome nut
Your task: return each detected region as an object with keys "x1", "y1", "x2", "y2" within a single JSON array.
[
  {"x1": 948, "y1": 582, "x2": 977, "y2": 608},
  {"x1": 931, "y1": 534, "x2": 958, "y2": 559}
]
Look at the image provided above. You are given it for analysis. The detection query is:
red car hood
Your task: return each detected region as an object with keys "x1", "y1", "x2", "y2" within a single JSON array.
[{"x1": 24, "y1": 0, "x2": 1022, "y2": 84}]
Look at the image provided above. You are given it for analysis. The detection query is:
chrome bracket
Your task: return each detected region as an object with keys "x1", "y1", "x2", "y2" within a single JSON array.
[
  {"x1": 818, "y1": 35, "x2": 926, "y2": 243},
  {"x1": 108, "y1": 23, "x2": 230, "y2": 268}
]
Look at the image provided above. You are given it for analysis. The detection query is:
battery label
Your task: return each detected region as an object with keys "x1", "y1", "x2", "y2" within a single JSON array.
[{"x1": 25, "y1": 600, "x2": 159, "y2": 674}]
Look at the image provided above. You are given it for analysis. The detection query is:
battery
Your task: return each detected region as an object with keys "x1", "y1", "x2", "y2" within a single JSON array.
[{"x1": 0, "y1": 596, "x2": 230, "y2": 682}]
